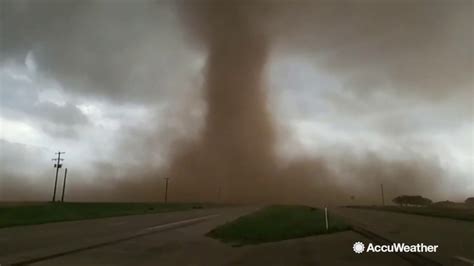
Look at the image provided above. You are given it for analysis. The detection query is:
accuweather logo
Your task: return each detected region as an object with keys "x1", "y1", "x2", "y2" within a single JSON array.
[
  {"x1": 353, "y1": 242, "x2": 438, "y2": 254},
  {"x1": 353, "y1": 242, "x2": 365, "y2": 253}
]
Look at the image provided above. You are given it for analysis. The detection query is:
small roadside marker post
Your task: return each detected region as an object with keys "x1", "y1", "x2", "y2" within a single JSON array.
[{"x1": 325, "y1": 207, "x2": 329, "y2": 231}]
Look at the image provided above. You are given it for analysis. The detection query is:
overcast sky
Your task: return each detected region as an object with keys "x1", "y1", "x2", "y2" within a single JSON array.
[{"x1": 0, "y1": 0, "x2": 472, "y2": 203}]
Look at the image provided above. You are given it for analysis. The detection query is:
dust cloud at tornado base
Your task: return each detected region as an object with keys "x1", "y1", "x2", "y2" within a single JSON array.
[{"x1": 156, "y1": 2, "x2": 453, "y2": 205}]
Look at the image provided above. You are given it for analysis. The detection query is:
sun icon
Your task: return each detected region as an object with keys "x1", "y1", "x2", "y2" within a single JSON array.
[{"x1": 353, "y1": 241, "x2": 365, "y2": 254}]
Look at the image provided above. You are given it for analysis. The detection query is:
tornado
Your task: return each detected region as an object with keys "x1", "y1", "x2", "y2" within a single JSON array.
[{"x1": 168, "y1": 2, "x2": 277, "y2": 203}]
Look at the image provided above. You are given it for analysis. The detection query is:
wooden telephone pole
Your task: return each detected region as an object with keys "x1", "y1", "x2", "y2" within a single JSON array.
[
  {"x1": 61, "y1": 168, "x2": 68, "y2": 202},
  {"x1": 164, "y1": 177, "x2": 169, "y2": 203},
  {"x1": 51, "y1": 151, "x2": 65, "y2": 202},
  {"x1": 381, "y1": 184, "x2": 385, "y2": 206}
]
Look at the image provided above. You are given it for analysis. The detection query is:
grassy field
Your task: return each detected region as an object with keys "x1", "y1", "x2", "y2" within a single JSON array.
[
  {"x1": 207, "y1": 205, "x2": 350, "y2": 245},
  {"x1": 346, "y1": 205, "x2": 474, "y2": 222},
  {"x1": 0, "y1": 202, "x2": 210, "y2": 228}
]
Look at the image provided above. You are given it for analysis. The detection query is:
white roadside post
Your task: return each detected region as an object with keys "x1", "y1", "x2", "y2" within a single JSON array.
[{"x1": 325, "y1": 207, "x2": 329, "y2": 231}]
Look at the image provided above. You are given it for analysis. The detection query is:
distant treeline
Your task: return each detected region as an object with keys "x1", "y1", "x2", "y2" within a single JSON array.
[
  {"x1": 466, "y1": 197, "x2": 474, "y2": 205},
  {"x1": 393, "y1": 195, "x2": 474, "y2": 207}
]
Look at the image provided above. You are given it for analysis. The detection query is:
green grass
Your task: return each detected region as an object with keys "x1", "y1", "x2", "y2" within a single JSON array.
[
  {"x1": 207, "y1": 205, "x2": 350, "y2": 245},
  {"x1": 0, "y1": 202, "x2": 210, "y2": 228},
  {"x1": 346, "y1": 205, "x2": 474, "y2": 222}
]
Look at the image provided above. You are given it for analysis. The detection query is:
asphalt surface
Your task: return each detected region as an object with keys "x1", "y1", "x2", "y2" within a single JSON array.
[
  {"x1": 0, "y1": 206, "x2": 254, "y2": 265},
  {"x1": 334, "y1": 207, "x2": 474, "y2": 266},
  {"x1": 0, "y1": 206, "x2": 409, "y2": 266}
]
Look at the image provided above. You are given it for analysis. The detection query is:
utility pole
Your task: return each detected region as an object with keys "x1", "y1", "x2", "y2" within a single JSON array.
[
  {"x1": 52, "y1": 151, "x2": 65, "y2": 202},
  {"x1": 217, "y1": 185, "x2": 222, "y2": 203},
  {"x1": 61, "y1": 168, "x2": 68, "y2": 202},
  {"x1": 380, "y1": 184, "x2": 385, "y2": 206},
  {"x1": 164, "y1": 177, "x2": 169, "y2": 203}
]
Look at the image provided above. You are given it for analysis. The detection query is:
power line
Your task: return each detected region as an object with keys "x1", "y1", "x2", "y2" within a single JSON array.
[{"x1": 51, "y1": 151, "x2": 65, "y2": 202}]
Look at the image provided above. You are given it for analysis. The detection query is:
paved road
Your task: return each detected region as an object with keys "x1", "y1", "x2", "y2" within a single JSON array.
[
  {"x1": 334, "y1": 207, "x2": 474, "y2": 265},
  {"x1": 0, "y1": 206, "x2": 408, "y2": 266},
  {"x1": 0, "y1": 206, "x2": 255, "y2": 265}
]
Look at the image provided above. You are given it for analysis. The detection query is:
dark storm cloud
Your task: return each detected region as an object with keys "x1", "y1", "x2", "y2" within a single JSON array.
[
  {"x1": 0, "y1": 67, "x2": 88, "y2": 138},
  {"x1": 2, "y1": 0, "x2": 471, "y2": 105},
  {"x1": 1, "y1": 0, "x2": 197, "y2": 104},
  {"x1": 266, "y1": 0, "x2": 473, "y2": 99}
]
